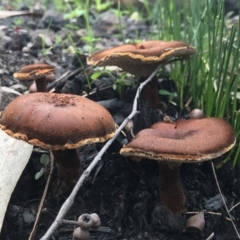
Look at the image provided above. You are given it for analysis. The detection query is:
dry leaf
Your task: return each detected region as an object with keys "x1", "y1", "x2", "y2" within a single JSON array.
[{"x1": 0, "y1": 129, "x2": 33, "y2": 232}]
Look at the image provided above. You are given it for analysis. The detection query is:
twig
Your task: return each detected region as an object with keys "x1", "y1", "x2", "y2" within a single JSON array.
[
  {"x1": 229, "y1": 202, "x2": 240, "y2": 212},
  {"x1": 61, "y1": 220, "x2": 113, "y2": 233},
  {"x1": 47, "y1": 67, "x2": 83, "y2": 91},
  {"x1": 205, "y1": 232, "x2": 214, "y2": 240},
  {"x1": 61, "y1": 219, "x2": 78, "y2": 226},
  {"x1": 47, "y1": 70, "x2": 71, "y2": 91},
  {"x1": 28, "y1": 152, "x2": 54, "y2": 240},
  {"x1": 82, "y1": 85, "x2": 113, "y2": 97},
  {"x1": 40, "y1": 64, "x2": 162, "y2": 240},
  {"x1": 185, "y1": 210, "x2": 231, "y2": 221},
  {"x1": 211, "y1": 162, "x2": 240, "y2": 239}
]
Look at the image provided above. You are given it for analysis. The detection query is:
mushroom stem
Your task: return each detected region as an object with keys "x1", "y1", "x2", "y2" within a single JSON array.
[
  {"x1": 35, "y1": 77, "x2": 47, "y2": 92},
  {"x1": 158, "y1": 162, "x2": 186, "y2": 215},
  {"x1": 139, "y1": 76, "x2": 159, "y2": 108},
  {"x1": 51, "y1": 149, "x2": 82, "y2": 194}
]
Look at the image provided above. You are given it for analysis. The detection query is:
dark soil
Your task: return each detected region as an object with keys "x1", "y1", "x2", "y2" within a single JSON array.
[{"x1": 0, "y1": 2, "x2": 240, "y2": 240}]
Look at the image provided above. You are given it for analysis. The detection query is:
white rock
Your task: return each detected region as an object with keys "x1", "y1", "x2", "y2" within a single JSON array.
[{"x1": 10, "y1": 84, "x2": 28, "y2": 94}]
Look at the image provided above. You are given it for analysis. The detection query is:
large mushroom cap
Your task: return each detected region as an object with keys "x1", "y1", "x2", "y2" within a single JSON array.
[
  {"x1": 0, "y1": 93, "x2": 116, "y2": 150},
  {"x1": 87, "y1": 40, "x2": 196, "y2": 77},
  {"x1": 13, "y1": 63, "x2": 55, "y2": 80},
  {"x1": 120, "y1": 118, "x2": 235, "y2": 162}
]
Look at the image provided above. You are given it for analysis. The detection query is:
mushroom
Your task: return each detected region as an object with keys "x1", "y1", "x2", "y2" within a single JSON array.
[
  {"x1": 73, "y1": 227, "x2": 90, "y2": 240},
  {"x1": 87, "y1": 40, "x2": 196, "y2": 108},
  {"x1": 77, "y1": 214, "x2": 95, "y2": 230},
  {"x1": 13, "y1": 63, "x2": 55, "y2": 92},
  {"x1": 73, "y1": 213, "x2": 101, "y2": 239},
  {"x1": 120, "y1": 118, "x2": 235, "y2": 215},
  {"x1": 0, "y1": 92, "x2": 116, "y2": 193},
  {"x1": 189, "y1": 108, "x2": 205, "y2": 119},
  {"x1": 186, "y1": 211, "x2": 205, "y2": 234},
  {"x1": 90, "y1": 213, "x2": 101, "y2": 229},
  {"x1": 28, "y1": 73, "x2": 55, "y2": 93}
]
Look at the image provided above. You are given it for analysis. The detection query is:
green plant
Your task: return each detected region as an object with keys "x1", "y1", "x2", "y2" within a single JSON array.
[
  {"x1": 13, "y1": 18, "x2": 23, "y2": 26},
  {"x1": 91, "y1": 69, "x2": 135, "y2": 99},
  {"x1": 55, "y1": 35, "x2": 63, "y2": 46},
  {"x1": 149, "y1": 0, "x2": 240, "y2": 165},
  {"x1": 95, "y1": 0, "x2": 112, "y2": 12},
  {"x1": 159, "y1": 89, "x2": 178, "y2": 106},
  {"x1": 64, "y1": 0, "x2": 93, "y2": 48},
  {"x1": 40, "y1": 36, "x2": 53, "y2": 56},
  {"x1": 115, "y1": 0, "x2": 153, "y2": 20},
  {"x1": 113, "y1": 73, "x2": 135, "y2": 99},
  {"x1": 40, "y1": 16, "x2": 53, "y2": 56},
  {"x1": 35, "y1": 154, "x2": 50, "y2": 180},
  {"x1": 67, "y1": 34, "x2": 92, "y2": 89}
]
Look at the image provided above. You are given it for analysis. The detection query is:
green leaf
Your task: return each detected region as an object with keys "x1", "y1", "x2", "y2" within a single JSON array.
[
  {"x1": 40, "y1": 154, "x2": 49, "y2": 167},
  {"x1": 35, "y1": 168, "x2": 45, "y2": 180},
  {"x1": 169, "y1": 100, "x2": 177, "y2": 106},
  {"x1": 96, "y1": 2, "x2": 111, "y2": 11},
  {"x1": 64, "y1": 9, "x2": 86, "y2": 19},
  {"x1": 159, "y1": 89, "x2": 171, "y2": 96},
  {"x1": 91, "y1": 72, "x2": 103, "y2": 80}
]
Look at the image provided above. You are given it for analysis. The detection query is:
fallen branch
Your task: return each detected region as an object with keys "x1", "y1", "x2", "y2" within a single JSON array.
[
  {"x1": 205, "y1": 232, "x2": 214, "y2": 240},
  {"x1": 40, "y1": 65, "x2": 162, "y2": 240},
  {"x1": 47, "y1": 68, "x2": 82, "y2": 91},
  {"x1": 185, "y1": 210, "x2": 231, "y2": 221}
]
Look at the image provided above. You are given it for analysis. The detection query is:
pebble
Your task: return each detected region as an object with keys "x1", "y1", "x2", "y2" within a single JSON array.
[{"x1": 0, "y1": 86, "x2": 22, "y2": 111}]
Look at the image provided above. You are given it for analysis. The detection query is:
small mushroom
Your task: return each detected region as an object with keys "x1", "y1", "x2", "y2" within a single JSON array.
[
  {"x1": 73, "y1": 227, "x2": 90, "y2": 240},
  {"x1": 28, "y1": 73, "x2": 55, "y2": 93},
  {"x1": 189, "y1": 108, "x2": 205, "y2": 119},
  {"x1": 120, "y1": 118, "x2": 235, "y2": 215},
  {"x1": 13, "y1": 63, "x2": 55, "y2": 92},
  {"x1": 77, "y1": 214, "x2": 94, "y2": 230},
  {"x1": 73, "y1": 213, "x2": 100, "y2": 240},
  {"x1": 87, "y1": 40, "x2": 196, "y2": 108},
  {"x1": 0, "y1": 92, "x2": 116, "y2": 194},
  {"x1": 186, "y1": 211, "x2": 205, "y2": 233},
  {"x1": 90, "y1": 213, "x2": 101, "y2": 229}
]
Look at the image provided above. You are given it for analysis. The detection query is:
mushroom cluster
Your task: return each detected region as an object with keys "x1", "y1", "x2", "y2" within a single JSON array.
[
  {"x1": 88, "y1": 40, "x2": 236, "y2": 215},
  {"x1": 0, "y1": 92, "x2": 116, "y2": 193},
  {"x1": 73, "y1": 213, "x2": 101, "y2": 240}
]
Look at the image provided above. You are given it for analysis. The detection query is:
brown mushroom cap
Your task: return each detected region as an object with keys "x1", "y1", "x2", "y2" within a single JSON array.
[
  {"x1": 120, "y1": 118, "x2": 235, "y2": 162},
  {"x1": 13, "y1": 63, "x2": 55, "y2": 80},
  {"x1": 87, "y1": 40, "x2": 196, "y2": 77},
  {"x1": 0, "y1": 93, "x2": 116, "y2": 150}
]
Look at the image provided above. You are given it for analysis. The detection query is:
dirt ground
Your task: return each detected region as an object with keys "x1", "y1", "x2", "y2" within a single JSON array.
[{"x1": 0, "y1": 3, "x2": 240, "y2": 240}]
